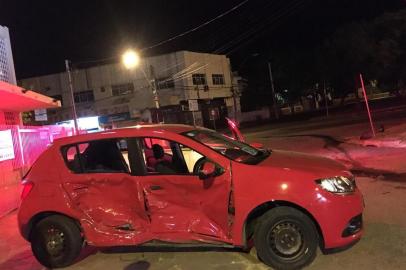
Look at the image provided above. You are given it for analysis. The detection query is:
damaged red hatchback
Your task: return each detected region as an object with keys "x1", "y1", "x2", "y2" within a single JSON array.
[{"x1": 18, "y1": 125, "x2": 364, "y2": 269}]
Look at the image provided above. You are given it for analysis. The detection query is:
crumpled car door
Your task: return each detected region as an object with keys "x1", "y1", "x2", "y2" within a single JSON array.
[
  {"x1": 140, "y1": 170, "x2": 233, "y2": 244},
  {"x1": 62, "y1": 174, "x2": 150, "y2": 244}
]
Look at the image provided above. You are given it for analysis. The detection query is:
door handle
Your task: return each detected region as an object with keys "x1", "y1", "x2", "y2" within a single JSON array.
[{"x1": 150, "y1": 185, "x2": 163, "y2": 191}]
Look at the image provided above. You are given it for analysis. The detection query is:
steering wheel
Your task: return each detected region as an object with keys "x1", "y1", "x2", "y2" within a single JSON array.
[{"x1": 193, "y1": 157, "x2": 207, "y2": 175}]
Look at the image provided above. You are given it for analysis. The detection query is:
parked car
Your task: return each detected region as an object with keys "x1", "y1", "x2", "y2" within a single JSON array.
[{"x1": 18, "y1": 124, "x2": 363, "y2": 269}]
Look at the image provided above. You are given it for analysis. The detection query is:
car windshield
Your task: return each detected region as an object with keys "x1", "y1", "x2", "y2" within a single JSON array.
[{"x1": 182, "y1": 129, "x2": 270, "y2": 164}]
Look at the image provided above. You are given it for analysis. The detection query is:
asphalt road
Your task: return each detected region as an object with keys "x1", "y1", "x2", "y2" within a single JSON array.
[{"x1": 240, "y1": 103, "x2": 406, "y2": 138}]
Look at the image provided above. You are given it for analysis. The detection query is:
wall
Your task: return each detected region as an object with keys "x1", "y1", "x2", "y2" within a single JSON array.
[
  {"x1": 239, "y1": 107, "x2": 271, "y2": 123},
  {"x1": 183, "y1": 51, "x2": 233, "y2": 100},
  {"x1": 0, "y1": 124, "x2": 74, "y2": 217},
  {"x1": 19, "y1": 51, "x2": 237, "y2": 126}
]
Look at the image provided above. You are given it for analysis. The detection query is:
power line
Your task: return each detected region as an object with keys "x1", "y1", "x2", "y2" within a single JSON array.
[
  {"x1": 225, "y1": 0, "x2": 307, "y2": 55},
  {"x1": 73, "y1": 0, "x2": 251, "y2": 66},
  {"x1": 213, "y1": 0, "x2": 307, "y2": 55},
  {"x1": 140, "y1": 0, "x2": 251, "y2": 52}
]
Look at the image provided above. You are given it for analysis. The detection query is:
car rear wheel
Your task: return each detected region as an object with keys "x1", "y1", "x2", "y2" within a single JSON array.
[
  {"x1": 254, "y1": 207, "x2": 318, "y2": 270},
  {"x1": 30, "y1": 215, "x2": 83, "y2": 268}
]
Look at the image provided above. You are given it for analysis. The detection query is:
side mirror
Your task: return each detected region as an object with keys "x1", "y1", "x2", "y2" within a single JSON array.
[{"x1": 198, "y1": 161, "x2": 218, "y2": 180}]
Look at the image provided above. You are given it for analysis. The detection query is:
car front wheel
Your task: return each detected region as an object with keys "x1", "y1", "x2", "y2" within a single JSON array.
[
  {"x1": 254, "y1": 207, "x2": 318, "y2": 270},
  {"x1": 30, "y1": 215, "x2": 83, "y2": 268}
]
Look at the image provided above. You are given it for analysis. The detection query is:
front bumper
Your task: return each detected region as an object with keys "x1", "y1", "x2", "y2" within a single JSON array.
[
  {"x1": 342, "y1": 214, "x2": 363, "y2": 237},
  {"x1": 311, "y1": 188, "x2": 364, "y2": 249}
]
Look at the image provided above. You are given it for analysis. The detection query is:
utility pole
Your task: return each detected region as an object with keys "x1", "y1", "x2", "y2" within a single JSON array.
[
  {"x1": 140, "y1": 66, "x2": 161, "y2": 123},
  {"x1": 267, "y1": 61, "x2": 279, "y2": 120},
  {"x1": 65, "y1": 60, "x2": 79, "y2": 134}
]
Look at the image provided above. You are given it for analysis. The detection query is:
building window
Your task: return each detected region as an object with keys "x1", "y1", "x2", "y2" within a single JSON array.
[
  {"x1": 74, "y1": 90, "x2": 94, "y2": 103},
  {"x1": 112, "y1": 83, "x2": 134, "y2": 96},
  {"x1": 156, "y1": 78, "x2": 175, "y2": 90},
  {"x1": 0, "y1": 39, "x2": 11, "y2": 83},
  {"x1": 192, "y1": 73, "x2": 207, "y2": 85},
  {"x1": 212, "y1": 74, "x2": 225, "y2": 85}
]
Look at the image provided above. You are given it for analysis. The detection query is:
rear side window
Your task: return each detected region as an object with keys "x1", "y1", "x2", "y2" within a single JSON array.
[{"x1": 61, "y1": 139, "x2": 131, "y2": 173}]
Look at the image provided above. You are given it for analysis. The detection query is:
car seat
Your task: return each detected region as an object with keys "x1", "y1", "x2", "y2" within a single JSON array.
[{"x1": 152, "y1": 144, "x2": 176, "y2": 174}]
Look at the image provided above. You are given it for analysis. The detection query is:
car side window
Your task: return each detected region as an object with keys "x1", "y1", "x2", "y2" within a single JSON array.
[
  {"x1": 180, "y1": 144, "x2": 204, "y2": 173},
  {"x1": 62, "y1": 138, "x2": 131, "y2": 174},
  {"x1": 140, "y1": 137, "x2": 204, "y2": 175}
]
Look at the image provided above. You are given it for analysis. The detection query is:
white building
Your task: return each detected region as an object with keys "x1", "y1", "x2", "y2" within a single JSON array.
[
  {"x1": 20, "y1": 51, "x2": 241, "y2": 128},
  {"x1": 0, "y1": 25, "x2": 17, "y2": 85}
]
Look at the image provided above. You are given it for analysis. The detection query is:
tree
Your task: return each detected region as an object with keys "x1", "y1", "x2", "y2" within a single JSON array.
[{"x1": 319, "y1": 9, "x2": 406, "y2": 98}]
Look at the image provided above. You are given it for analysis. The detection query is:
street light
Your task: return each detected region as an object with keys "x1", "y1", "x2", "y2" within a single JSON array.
[
  {"x1": 122, "y1": 49, "x2": 140, "y2": 69},
  {"x1": 121, "y1": 49, "x2": 161, "y2": 123}
]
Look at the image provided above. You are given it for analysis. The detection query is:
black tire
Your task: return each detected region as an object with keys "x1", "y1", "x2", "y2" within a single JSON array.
[
  {"x1": 254, "y1": 207, "x2": 318, "y2": 270},
  {"x1": 30, "y1": 215, "x2": 83, "y2": 268}
]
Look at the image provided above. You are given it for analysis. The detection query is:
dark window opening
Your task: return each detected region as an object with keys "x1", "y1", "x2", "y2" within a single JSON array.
[
  {"x1": 62, "y1": 139, "x2": 131, "y2": 173},
  {"x1": 212, "y1": 74, "x2": 225, "y2": 85},
  {"x1": 74, "y1": 90, "x2": 94, "y2": 104},
  {"x1": 112, "y1": 83, "x2": 134, "y2": 96},
  {"x1": 140, "y1": 137, "x2": 204, "y2": 175},
  {"x1": 192, "y1": 73, "x2": 207, "y2": 85}
]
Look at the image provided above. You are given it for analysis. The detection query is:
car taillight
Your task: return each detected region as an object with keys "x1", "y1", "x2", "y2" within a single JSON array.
[{"x1": 21, "y1": 181, "x2": 34, "y2": 200}]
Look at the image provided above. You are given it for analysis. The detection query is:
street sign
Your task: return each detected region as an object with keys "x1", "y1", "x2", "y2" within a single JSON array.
[
  {"x1": 34, "y1": 109, "x2": 47, "y2": 121},
  {"x1": 188, "y1": 99, "x2": 199, "y2": 111},
  {"x1": 0, "y1": 129, "x2": 15, "y2": 161}
]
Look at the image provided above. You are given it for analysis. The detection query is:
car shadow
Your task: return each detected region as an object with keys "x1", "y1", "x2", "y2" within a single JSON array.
[
  {"x1": 100, "y1": 245, "x2": 242, "y2": 254},
  {"x1": 0, "y1": 249, "x2": 43, "y2": 270},
  {"x1": 123, "y1": 260, "x2": 151, "y2": 270},
  {"x1": 99, "y1": 245, "x2": 245, "y2": 270}
]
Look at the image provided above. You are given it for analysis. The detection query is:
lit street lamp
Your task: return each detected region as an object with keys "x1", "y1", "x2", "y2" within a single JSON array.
[
  {"x1": 122, "y1": 49, "x2": 161, "y2": 123},
  {"x1": 122, "y1": 49, "x2": 140, "y2": 69}
]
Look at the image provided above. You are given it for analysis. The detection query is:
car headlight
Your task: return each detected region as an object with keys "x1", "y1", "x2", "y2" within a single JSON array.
[{"x1": 315, "y1": 176, "x2": 356, "y2": 194}]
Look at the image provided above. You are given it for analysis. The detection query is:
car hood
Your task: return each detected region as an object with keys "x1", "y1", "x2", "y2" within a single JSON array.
[{"x1": 258, "y1": 150, "x2": 347, "y2": 176}]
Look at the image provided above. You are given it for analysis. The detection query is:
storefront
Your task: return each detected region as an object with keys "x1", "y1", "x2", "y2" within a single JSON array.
[{"x1": 0, "y1": 81, "x2": 61, "y2": 216}]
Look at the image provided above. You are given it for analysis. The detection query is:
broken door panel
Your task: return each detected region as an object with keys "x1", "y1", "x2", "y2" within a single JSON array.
[
  {"x1": 140, "y1": 173, "x2": 232, "y2": 242},
  {"x1": 62, "y1": 174, "x2": 149, "y2": 244}
]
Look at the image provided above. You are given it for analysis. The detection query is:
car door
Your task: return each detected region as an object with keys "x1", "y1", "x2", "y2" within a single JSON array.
[
  {"x1": 135, "y1": 136, "x2": 233, "y2": 243},
  {"x1": 225, "y1": 117, "x2": 245, "y2": 142},
  {"x1": 60, "y1": 138, "x2": 150, "y2": 245}
]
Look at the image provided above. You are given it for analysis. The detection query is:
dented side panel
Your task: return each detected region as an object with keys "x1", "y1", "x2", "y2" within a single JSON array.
[
  {"x1": 139, "y1": 169, "x2": 232, "y2": 243},
  {"x1": 62, "y1": 174, "x2": 151, "y2": 246},
  {"x1": 19, "y1": 127, "x2": 236, "y2": 247}
]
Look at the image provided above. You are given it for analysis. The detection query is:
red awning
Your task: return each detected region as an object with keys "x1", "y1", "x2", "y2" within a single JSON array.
[{"x1": 0, "y1": 81, "x2": 61, "y2": 112}]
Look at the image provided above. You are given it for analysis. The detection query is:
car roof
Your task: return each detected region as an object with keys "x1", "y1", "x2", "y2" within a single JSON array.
[{"x1": 53, "y1": 124, "x2": 197, "y2": 146}]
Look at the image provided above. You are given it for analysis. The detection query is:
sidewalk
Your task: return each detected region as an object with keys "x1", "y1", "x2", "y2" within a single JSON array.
[
  {"x1": 346, "y1": 123, "x2": 406, "y2": 148},
  {"x1": 244, "y1": 117, "x2": 406, "y2": 175}
]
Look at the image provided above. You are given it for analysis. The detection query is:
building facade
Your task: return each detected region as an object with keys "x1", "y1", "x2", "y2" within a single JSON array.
[
  {"x1": 20, "y1": 51, "x2": 241, "y2": 128},
  {"x1": 0, "y1": 25, "x2": 62, "y2": 216},
  {"x1": 0, "y1": 25, "x2": 16, "y2": 85}
]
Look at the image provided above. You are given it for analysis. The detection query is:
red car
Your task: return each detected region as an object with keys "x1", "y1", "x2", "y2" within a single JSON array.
[{"x1": 18, "y1": 124, "x2": 363, "y2": 269}]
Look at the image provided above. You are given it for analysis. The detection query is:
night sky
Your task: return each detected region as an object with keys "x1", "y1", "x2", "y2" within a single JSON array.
[{"x1": 0, "y1": 0, "x2": 405, "y2": 79}]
